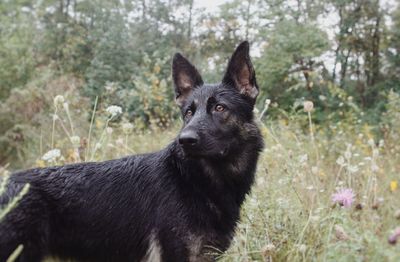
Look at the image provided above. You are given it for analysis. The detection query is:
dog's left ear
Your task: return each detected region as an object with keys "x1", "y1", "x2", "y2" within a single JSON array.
[{"x1": 222, "y1": 41, "x2": 258, "y2": 102}]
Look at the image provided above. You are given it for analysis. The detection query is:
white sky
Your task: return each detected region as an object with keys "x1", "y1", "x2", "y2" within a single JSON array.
[
  {"x1": 193, "y1": 0, "x2": 398, "y2": 73},
  {"x1": 194, "y1": 0, "x2": 227, "y2": 12}
]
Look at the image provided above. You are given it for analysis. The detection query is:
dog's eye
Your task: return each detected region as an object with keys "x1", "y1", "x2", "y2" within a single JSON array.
[
  {"x1": 185, "y1": 109, "x2": 193, "y2": 117},
  {"x1": 215, "y1": 104, "x2": 225, "y2": 112}
]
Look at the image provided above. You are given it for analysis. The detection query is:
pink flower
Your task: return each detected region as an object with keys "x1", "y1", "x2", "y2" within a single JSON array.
[
  {"x1": 332, "y1": 188, "x2": 355, "y2": 208},
  {"x1": 388, "y1": 227, "x2": 400, "y2": 245}
]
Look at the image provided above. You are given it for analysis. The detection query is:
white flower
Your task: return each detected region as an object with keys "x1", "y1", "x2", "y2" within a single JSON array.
[
  {"x1": 368, "y1": 138, "x2": 375, "y2": 147},
  {"x1": 262, "y1": 243, "x2": 276, "y2": 256},
  {"x1": 122, "y1": 122, "x2": 134, "y2": 134},
  {"x1": 347, "y1": 165, "x2": 359, "y2": 173},
  {"x1": 116, "y1": 138, "x2": 124, "y2": 145},
  {"x1": 297, "y1": 244, "x2": 307, "y2": 253},
  {"x1": 319, "y1": 95, "x2": 326, "y2": 101},
  {"x1": 311, "y1": 166, "x2": 318, "y2": 175},
  {"x1": 105, "y1": 82, "x2": 117, "y2": 91},
  {"x1": 70, "y1": 136, "x2": 80, "y2": 148},
  {"x1": 298, "y1": 154, "x2": 308, "y2": 164},
  {"x1": 371, "y1": 163, "x2": 379, "y2": 172},
  {"x1": 106, "y1": 105, "x2": 123, "y2": 117},
  {"x1": 336, "y1": 156, "x2": 346, "y2": 166},
  {"x1": 63, "y1": 102, "x2": 69, "y2": 112},
  {"x1": 372, "y1": 148, "x2": 379, "y2": 158},
  {"x1": 344, "y1": 150, "x2": 352, "y2": 160},
  {"x1": 106, "y1": 127, "x2": 113, "y2": 134},
  {"x1": 265, "y1": 99, "x2": 271, "y2": 106},
  {"x1": 303, "y1": 101, "x2": 314, "y2": 112},
  {"x1": 42, "y1": 149, "x2": 61, "y2": 162},
  {"x1": 379, "y1": 139, "x2": 384, "y2": 147},
  {"x1": 53, "y1": 95, "x2": 65, "y2": 107}
]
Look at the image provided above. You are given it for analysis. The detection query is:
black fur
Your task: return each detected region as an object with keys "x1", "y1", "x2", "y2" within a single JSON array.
[{"x1": 0, "y1": 41, "x2": 263, "y2": 262}]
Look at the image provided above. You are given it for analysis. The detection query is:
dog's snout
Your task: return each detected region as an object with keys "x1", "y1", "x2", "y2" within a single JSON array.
[{"x1": 179, "y1": 129, "x2": 199, "y2": 146}]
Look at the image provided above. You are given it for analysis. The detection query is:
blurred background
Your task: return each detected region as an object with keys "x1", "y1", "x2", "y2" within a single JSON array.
[{"x1": 0, "y1": 0, "x2": 399, "y2": 167}]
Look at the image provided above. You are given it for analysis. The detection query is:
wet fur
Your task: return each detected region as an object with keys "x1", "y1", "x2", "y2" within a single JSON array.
[{"x1": 0, "y1": 42, "x2": 263, "y2": 262}]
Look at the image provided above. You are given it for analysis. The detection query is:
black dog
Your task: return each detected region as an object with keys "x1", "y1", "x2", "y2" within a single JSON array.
[{"x1": 0, "y1": 41, "x2": 263, "y2": 262}]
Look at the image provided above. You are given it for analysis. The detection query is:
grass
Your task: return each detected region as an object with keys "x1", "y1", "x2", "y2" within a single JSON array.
[
  {"x1": 221, "y1": 120, "x2": 400, "y2": 261},
  {"x1": 2, "y1": 95, "x2": 400, "y2": 262}
]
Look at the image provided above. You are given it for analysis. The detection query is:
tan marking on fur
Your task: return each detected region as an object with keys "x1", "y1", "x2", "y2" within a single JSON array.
[
  {"x1": 187, "y1": 235, "x2": 214, "y2": 262},
  {"x1": 142, "y1": 232, "x2": 162, "y2": 262}
]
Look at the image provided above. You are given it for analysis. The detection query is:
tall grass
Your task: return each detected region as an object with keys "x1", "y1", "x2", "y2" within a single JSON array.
[{"x1": 1, "y1": 93, "x2": 400, "y2": 261}]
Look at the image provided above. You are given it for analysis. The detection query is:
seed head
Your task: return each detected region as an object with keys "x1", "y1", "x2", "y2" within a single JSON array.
[{"x1": 303, "y1": 101, "x2": 314, "y2": 112}]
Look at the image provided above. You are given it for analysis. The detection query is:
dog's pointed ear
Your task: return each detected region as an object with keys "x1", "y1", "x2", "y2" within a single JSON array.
[
  {"x1": 172, "y1": 53, "x2": 203, "y2": 106},
  {"x1": 222, "y1": 41, "x2": 258, "y2": 102}
]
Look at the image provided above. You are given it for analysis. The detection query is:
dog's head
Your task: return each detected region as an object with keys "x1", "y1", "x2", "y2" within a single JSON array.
[{"x1": 172, "y1": 41, "x2": 259, "y2": 159}]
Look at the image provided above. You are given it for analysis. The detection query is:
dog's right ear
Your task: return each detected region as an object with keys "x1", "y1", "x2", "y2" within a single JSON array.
[{"x1": 172, "y1": 53, "x2": 203, "y2": 106}]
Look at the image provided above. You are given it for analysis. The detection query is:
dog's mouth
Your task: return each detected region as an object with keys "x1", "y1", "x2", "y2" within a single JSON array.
[
  {"x1": 181, "y1": 144, "x2": 229, "y2": 159},
  {"x1": 181, "y1": 145, "x2": 202, "y2": 158}
]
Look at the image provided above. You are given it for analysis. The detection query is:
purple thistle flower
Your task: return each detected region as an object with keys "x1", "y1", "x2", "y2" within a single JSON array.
[
  {"x1": 388, "y1": 227, "x2": 400, "y2": 245},
  {"x1": 331, "y1": 188, "x2": 355, "y2": 208}
]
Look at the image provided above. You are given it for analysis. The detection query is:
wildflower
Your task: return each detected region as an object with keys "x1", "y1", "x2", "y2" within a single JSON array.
[
  {"x1": 70, "y1": 136, "x2": 80, "y2": 148},
  {"x1": 116, "y1": 138, "x2": 124, "y2": 145},
  {"x1": 106, "y1": 127, "x2": 113, "y2": 134},
  {"x1": 347, "y1": 165, "x2": 359, "y2": 173},
  {"x1": 334, "y1": 225, "x2": 350, "y2": 241},
  {"x1": 105, "y1": 82, "x2": 117, "y2": 91},
  {"x1": 344, "y1": 150, "x2": 352, "y2": 160},
  {"x1": 371, "y1": 163, "x2": 379, "y2": 173},
  {"x1": 265, "y1": 98, "x2": 271, "y2": 106},
  {"x1": 303, "y1": 101, "x2": 314, "y2": 112},
  {"x1": 394, "y1": 210, "x2": 400, "y2": 219},
  {"x1": 372, "y1": 148, "x2": 379, "y2": 158},
  {"x1": 298, "y1": 154, "x2": 308, "y2": 165},
  {"x1": 336, "y1": 156, "x2": 346, "y2": 167},
  {"x1": 42, "y1": 149, "x2": 61, "y2": 162},
  {"x1": 388, "y1": 227, "x2": 400, "y2": 245},
  {"x1": 63, "y1": 102, "x2": 70, "y2": 112},
  {"x1": 106, "y1": 105, "x2": 123, "y2": 117},
  {"x1": 297, "y1": 244, "x2": 307, "y2": 254},
  {"x1": 390, "y1": 181, "x2": 398, "y2": 192},
  {"x1": 332, "y1": 188, "x2": 355, "y2": 208},
  {"x1": 368, "y1": 138, "x2": 375, "y2": 147},
  {"x1": 122, "y1": 122, "x2": 134, "y2": 134},
  {"x1": 261, "y1": 243, "x2": 276, "y2": 257},
  {"x1": 311, "y1": 166, "x2": 318, "y2": 175},
  {"x1": 53, "y1": 95, "x2": 65, "y2": 107},
  {"x1": 319, "y1": 95, "x2": 326, "y2": 101}
]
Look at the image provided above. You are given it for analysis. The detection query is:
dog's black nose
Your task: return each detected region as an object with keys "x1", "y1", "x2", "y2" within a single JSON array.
[{"x1": 179, "y1": 130, "x2": 199, "y2": 146}]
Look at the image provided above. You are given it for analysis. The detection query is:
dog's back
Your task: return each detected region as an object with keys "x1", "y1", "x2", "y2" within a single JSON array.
[{"x1": 0, "y1": 41, "x2": 263, "y2": 262}]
